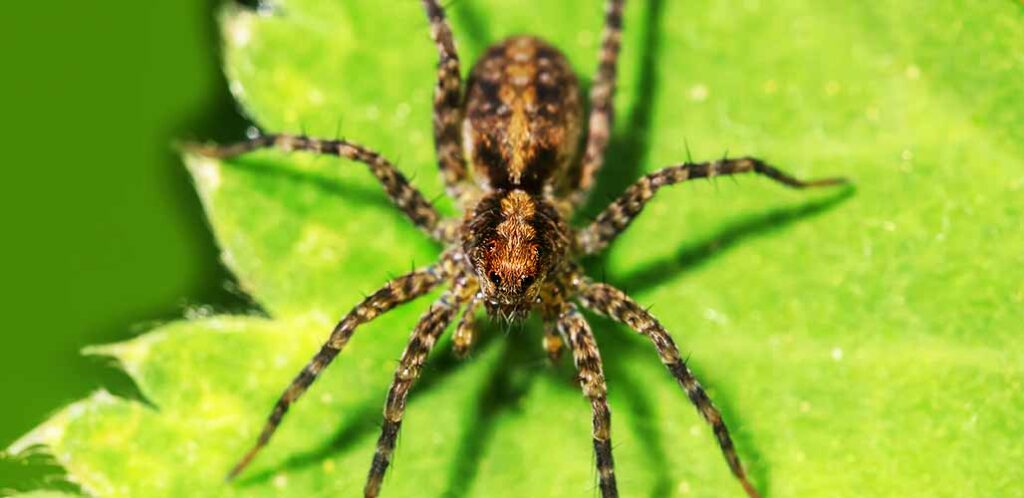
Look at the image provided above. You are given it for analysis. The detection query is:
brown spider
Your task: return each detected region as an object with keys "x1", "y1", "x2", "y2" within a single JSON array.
[{"x1": 194, "y1": 1, "x2": 845, "y2": 496}]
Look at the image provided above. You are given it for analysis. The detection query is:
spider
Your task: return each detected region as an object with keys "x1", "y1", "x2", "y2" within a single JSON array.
[{"x1": 192, "y1": 1, "x2": 845, "y2": 496}]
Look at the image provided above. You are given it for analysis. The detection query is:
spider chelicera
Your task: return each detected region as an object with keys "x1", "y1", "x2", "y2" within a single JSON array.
[{"x1": 192, "y1": 1, "x2": 845, "y2": 496}]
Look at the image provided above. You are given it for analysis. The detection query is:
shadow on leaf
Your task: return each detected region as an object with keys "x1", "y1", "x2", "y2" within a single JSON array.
[
  {"x1": 440, "y1": 322, "x2": 546, "y2": 498},
  {"x1": 221, "y1": 155, "x2": 398, "y2": 214},
  {"x1": 236, "y1": 331, "x2": 497, "y2": 486},
  {"x1": 617, "y1": 186, "x2": 856, "y2": 293}
]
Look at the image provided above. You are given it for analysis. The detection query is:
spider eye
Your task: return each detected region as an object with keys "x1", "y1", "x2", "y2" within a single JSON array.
[
  {"x1": 487, "y1": 271, "x2": 501, "y2": 286},
  {"x1": 521, "y1": 275, "x2": 535, "y2": 287}
]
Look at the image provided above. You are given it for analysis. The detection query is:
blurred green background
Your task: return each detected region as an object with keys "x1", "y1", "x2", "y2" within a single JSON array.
[{"x1": 0, "y1": 0, "x2": 244, "y2": 489}]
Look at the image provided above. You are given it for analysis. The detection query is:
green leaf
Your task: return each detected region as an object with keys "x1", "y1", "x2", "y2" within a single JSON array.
[{"x1": 9, "y1": 0, "x2": 1024, "y2": 497}]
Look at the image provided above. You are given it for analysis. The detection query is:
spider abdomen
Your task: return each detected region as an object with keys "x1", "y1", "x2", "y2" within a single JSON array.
[{"x1": 463, "y1": 36, "x2": 582, "y2": 193}]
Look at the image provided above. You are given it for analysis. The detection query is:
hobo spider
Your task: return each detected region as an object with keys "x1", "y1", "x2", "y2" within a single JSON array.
[{"x1": 193, "y1": 1, "x2": 845, "y2": 496}]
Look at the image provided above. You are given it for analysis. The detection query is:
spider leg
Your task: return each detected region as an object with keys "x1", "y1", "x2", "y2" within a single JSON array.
[
  {"x1": 555, "y1": 303, "x2": 618, "y2": 498},
  {"x1": 186, "y1": 134, "x2": 456, "y2": 242},
  {"x1": 364, "y1": 275, "x2": 472, "y2": 498},
  {"x1": 538, "y1": 285, "x2": 569, "y2": 363},
  {"x1": 542, "y1": 318, "x2": 566, "y2": 363},
  {"x1": 577, "y1": 157, "x2": 847, "y2": 254},
  {"x1": 226, "y1": 256, "x2": 456, "y2": 480},
  {"x1": 571, "y1": 0, "x2": 626, "y2": 207},
  {"x1": 421, "y1": 0, "x2": 472, "y2": 200},
  {"x1": 452, "y1": 292, "x2": 482, "y2": 358},
  {"x1": 577, "y1": 280, "x2": 763, "y2": 498}
]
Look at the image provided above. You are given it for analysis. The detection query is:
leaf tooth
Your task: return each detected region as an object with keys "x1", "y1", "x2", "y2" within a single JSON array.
[
  {"x1": 83, "y1": 331, "x2": 169, "y2": 385},
  {"x1": 182, "y1": 154, "x2": 223, "y2": 208}
]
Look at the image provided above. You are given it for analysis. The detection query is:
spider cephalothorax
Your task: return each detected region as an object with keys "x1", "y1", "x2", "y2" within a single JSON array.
[
  {"x1": 194, "y1": 1, "x2": 845, "y2": 497},
  {"x1": 464, "y1": 189, "x2": 569, "y2": 320}
]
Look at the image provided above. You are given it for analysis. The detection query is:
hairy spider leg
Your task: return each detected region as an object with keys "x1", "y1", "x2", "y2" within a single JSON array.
[
  {"x1": 571, "y1": 0, "x2": 626, "y2": 207},
  {"x1": 452, "y1": 292, "x2": 482, "y2": 358},
  {"x1": 364, "y1": 275, "x2": 474, "y2": 498},
  {"x1": 226, "y1": 259, "x2": 454, "y2": 480},
  {"x1": 422, "y1": 0, "x2": 471, "y2": 199},
  {"x1": 578, "y1": 156, "x2": 847, "y2": 254},
  {"x1": 537, "y1": 285, "x2": 569, "y2": 362},
  {"x1": 557, "y1": 303, "x2": 618, "y2": 498},
  {"x1": 187, "y1": 133, "x2": 456, "y2": 242},
  {"x1": 542, "y1": 317, "x2": 566, "y2": 363},
  {"x1": 578, "y1": 280, "x2": 763, "y2": 498}
]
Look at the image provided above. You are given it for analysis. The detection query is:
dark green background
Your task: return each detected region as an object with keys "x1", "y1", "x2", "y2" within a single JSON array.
[{"x1": 1, "y1": 1, "x2": 244, "y2": 490}]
